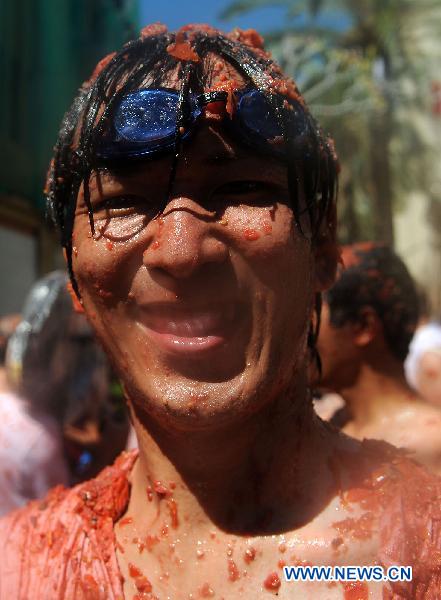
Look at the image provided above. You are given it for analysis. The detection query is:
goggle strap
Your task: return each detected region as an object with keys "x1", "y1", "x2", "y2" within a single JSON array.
[{"x1": 198, "y1": 90, "x2": 228, "y2": 106}]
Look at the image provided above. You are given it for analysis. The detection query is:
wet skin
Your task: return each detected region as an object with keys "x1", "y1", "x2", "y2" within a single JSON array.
[
  {"x1": 318, "y1": 301, "x2": 441, "y2": 475},
  {"x1": 73, "y1": 120, "x2": 403, "y2": 599}
]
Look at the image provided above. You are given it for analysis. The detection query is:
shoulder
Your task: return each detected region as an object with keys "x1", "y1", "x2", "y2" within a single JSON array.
[
  {"x1": 378, "y1": 456, "x2": 441, "y2": 597},
  {"x1": 0, "y1": 450, "x2": 137, "y2": 600},
  {"x1": 394, "y1": 404, "x2": 441, "y2": 471},
  {"x1": 331, "y1": 438, "x2": 441, "y2": 596},
  {"x1": 357, "y1": 442, "x2": 441, "y2": 597}
]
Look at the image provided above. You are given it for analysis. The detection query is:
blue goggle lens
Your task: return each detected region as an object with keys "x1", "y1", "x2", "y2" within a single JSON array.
[
  {"x1": 238, "y1": 90, "x2": 282, "y2": 140},
  {"x1": 96, "y1": 88, "x2": 303, "y2": 161},
  {"x1": 115, "y1": 89, "x2": 180, "y2": 143}
]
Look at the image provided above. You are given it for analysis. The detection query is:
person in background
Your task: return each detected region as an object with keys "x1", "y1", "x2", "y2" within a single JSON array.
[
  {"x1": 317, "y1": 242, "x2": 441, "y2": 473},
  {"x1": 0, "y1": 273, "x2": 72, "y2": 515},
  {"x1": 1, "y1": 25, "x2": 441, "y2": 600},
  {"x1": 405, "y1": 319, "x2": 441, "y2": 408},
  {"x1": 0, "y1": 270, "x2": 129, "y2": 515}
]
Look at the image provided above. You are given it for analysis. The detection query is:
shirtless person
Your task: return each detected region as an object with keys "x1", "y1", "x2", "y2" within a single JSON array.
[
  {"x1": 317, "y1": 242, "x2": 441, "y2": 474},
  {"x1": 0, "y1": 25, "x2": 440, "y2": 600}
]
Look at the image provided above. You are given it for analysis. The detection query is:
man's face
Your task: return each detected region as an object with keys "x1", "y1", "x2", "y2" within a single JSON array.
[
  {"x1": 316, "y1": 301, "x2": 360, "y2": 392},
  {"x1": 72, "y1": 117, "x2": 324, "y2": 431}
]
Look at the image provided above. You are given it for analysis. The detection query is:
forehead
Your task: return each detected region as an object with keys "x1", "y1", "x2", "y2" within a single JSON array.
[{"x1": 91, "y1": 124, "x2": 288, "y2": 194}]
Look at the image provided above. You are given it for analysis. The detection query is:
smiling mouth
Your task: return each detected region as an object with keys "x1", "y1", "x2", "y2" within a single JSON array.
[{"x1": 138, "y1": 304, "x2": 240, "y2": 356}]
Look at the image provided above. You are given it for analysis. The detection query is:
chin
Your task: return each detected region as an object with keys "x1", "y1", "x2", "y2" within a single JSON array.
[{"x1": 124, "y1": 362, "x2": 282, "y2": 433}]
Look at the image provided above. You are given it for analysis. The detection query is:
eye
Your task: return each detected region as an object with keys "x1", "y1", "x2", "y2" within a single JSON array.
[
  {"x1": 216, "y1": 181, "x2": 269, "y2": 196},
  {"x1": 210, "y1": 180, "x2": 276, "y2": 210},
  {"x1": 93, "y1": 194, "x2": 153, "y2": 216}
]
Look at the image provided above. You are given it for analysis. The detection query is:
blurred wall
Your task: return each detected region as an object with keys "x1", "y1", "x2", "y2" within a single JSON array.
[
  {"x1": 0, "y1": 0, "x2": 139, "y2": 316},
  {"x1": 393, "y1": 12, "x2": 441, "y2": 317},
  {"x1": 0, "y1": 225, "x2": 37, "y2": 316}
]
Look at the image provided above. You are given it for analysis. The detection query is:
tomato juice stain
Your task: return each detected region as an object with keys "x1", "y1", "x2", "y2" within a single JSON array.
[
  {"x1": 145, "y1": 534, "x2": 160, "y2": 551},
  {"x1": 244, "y1": 547, "x2": 256, "y2": 564},
  {"x1": 129, "y1": 563, "x2": 142, "y2": 578},
  {"x1": 332, "y1": 512, "x2": 375, "y2": 540},
  {"x1": 343, "y1": 580, "x2": 368, "y2": 600},
  {"x1": 243, "y1": 228, "x2": 260, "y2": 241},
  {"x1": 228, "y1": 558, "x2": 240, "y2": 582},
  {"x1": 166, "y1": 31, "x2": 200, "y2": 62},
  {"x1": 135, "y1": 576, "x2": 153, "y2": 593},
  {"x1": 167, "y1": 499, "x2": 179, "y2": 528},
  {"x1": 199, "y1": 582, "x2": 215, "y2": 597},
  {"x1": 153, "y1": 481, "x2": 170, "y2": 498},
  {"x1": 263, "y1": 572, "x2": 281, "y2": 592}
]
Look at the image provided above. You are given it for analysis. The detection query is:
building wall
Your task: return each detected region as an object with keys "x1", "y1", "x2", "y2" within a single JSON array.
[
  {"x1": 0, "y1": 226, "x2": 37, "y2": 317},
  {"x1": 0, "y1": 0, "x2": 139, "y2": 314}
]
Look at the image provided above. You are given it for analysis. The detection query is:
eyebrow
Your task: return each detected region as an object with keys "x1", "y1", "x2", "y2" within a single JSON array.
[
  {"x1": 202, "y1": 150, "x2": 240, "y2": 165},
  {"x1": 101, "y1": 148, "x2": 251, "y2": 177}
]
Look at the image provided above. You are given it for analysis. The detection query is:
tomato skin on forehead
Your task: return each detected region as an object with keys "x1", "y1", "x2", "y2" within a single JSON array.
[{"x1": 167, "y1": 31, "x2": 200, "y2": 62}]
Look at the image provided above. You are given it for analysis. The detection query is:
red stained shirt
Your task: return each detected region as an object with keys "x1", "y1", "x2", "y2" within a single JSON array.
[
  {"x1": 0, "y1": 448, "x2": 441, "y2": 599},
  {"x1": 0, "y1": 450, "x2": 137, "y2": 600}
]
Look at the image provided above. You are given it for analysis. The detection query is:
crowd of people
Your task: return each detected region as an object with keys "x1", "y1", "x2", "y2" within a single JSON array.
[{"x1": 1, "y1": 22, "x2": 441, "y2": 599}]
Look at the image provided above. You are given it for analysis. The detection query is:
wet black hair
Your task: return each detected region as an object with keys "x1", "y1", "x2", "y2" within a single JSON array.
[
  {"x1": 325, "y1": 243, "x2": 419, "y2": 362},
  {"x1": 46, "y1": 26, "x2": 338, "y2": 298}
]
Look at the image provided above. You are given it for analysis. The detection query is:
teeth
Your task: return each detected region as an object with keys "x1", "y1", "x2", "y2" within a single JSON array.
[
  {"x1": 168, "y1": 321, "x2": 178, "y2": 334},
  {"x1": 146, "y1": 307, "x2": 236, "y2": 337}
]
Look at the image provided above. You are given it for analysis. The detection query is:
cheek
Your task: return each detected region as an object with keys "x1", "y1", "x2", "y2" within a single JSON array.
[
  {"x1": 231, "y1": 207, "x2": 276, "y2": 243},
  {"x1": 72, "y1": 219, "x2": 141, "y2": 311},
  {"x1": 225, "y1": 204, "x2": 314, "y2": 342},
  {"x1": 223, "y1": 204, "x2": 296, "y2": 260}
]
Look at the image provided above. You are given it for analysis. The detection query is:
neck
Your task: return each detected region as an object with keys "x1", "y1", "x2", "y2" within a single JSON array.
[
  {"x1": 127, "y1": 374, "x2": 337, "y2": 536},
  {"x1": 339, "y1": 354, "x2": 418, "y2": 427}
]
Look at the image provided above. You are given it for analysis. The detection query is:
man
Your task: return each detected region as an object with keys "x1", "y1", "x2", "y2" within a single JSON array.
[
  {"x1": 317, "y1": 242, "x2": 441, "y2": 473},
  {"x1": 0, "y1": 25, "x2": 440, "y2": 599}
]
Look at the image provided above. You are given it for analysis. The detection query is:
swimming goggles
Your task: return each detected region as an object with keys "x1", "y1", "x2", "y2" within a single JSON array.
[{"x1": 95, "y1": 88, "x2": 308, "y2": 162}]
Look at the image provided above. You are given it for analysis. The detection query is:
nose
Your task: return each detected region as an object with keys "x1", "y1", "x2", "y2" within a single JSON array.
[{"x1": 142, "y1": 197, "x2": 228, "y2": 279}]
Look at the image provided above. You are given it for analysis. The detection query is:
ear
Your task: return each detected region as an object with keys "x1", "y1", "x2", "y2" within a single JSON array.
[
  {"x1": 352, "y1": 306, "x2": 382, "y2": 347},
  {"x1": 66, "y1": 280, "x2": 85, "y2": 314},
  {"x1": 314, "y1": 202, "x2": 340, "y2": 292}
]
